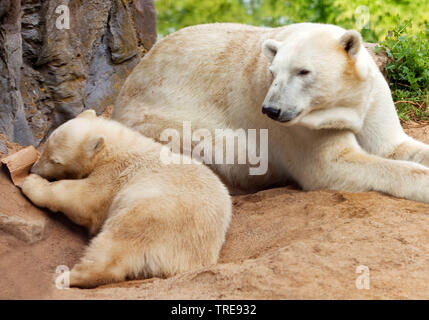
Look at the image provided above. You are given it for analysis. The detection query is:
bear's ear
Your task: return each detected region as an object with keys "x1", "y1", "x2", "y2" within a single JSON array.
[
  {"x1": 84, "y1": 136, "x2": 105, "y2": 157},
  {"x1": 262, "y1": 39, "x2": 280, "y2": 62},
  {"x1": 339, "y1": 30, "x2": 362, "y2": 60},
  {"x1": 77, "y1": 109, "x2": 97, "y2": 119}
]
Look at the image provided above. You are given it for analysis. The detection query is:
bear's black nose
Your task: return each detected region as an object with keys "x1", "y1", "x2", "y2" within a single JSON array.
[{"x1": 262, "y1": 105, "x2": 281, "y2": 120}]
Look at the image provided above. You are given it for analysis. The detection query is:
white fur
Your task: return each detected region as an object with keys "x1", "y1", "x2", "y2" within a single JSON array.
[
  {"x1": 22, "y1": 113, "x2": 232, "y2": 288},
  {"x1": 114, "y1": 23, "x2": 429, "y2": 203}
]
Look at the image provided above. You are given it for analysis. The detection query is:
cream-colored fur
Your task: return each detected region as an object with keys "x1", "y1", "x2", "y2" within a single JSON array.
[
  {"x1": 21, "y1": 110, "x2": 232, "y2": 288},
  {"x1": 113, "y1": 23, "x2": 429, "y2": 203}
]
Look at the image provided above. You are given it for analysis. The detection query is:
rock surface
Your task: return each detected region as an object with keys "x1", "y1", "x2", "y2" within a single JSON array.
[
  {"x1": 0, "y1": 0, "x2": 157, "y2": 146},
  {"x1": 0, "y1": 0, "x2": 35, "y2": 146},
  {"x1": 1, "y1": 126, "x2": 429, "y2": 300},
  {"x1": 0, "y1": 133, "x2": 22, "y2": 156},
  {"x1": 0, "y1": 170, "x2": 47, "y2": 243},
  {"x1": 0, "y1": 140, "x2": 46, "y2": 243}
]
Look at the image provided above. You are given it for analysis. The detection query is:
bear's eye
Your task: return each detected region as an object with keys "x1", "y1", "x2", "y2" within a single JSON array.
[{"x1": 297, "y1": 69, "x2": 311, "y2": 76}]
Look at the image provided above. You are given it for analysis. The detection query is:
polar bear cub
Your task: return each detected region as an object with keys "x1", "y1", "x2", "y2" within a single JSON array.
[{"x1": 22, "y1": 110, "x2": 232, "y2": 288}]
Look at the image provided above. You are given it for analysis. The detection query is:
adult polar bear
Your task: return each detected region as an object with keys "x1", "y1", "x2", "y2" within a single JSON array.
[{"x1": 114, "y1": 23, "x2": 429, "y2": 202}]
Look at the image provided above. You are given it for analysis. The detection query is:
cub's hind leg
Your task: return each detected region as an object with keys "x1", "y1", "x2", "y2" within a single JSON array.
[
  {"x1": 69, "y1": 202, "x2": 178, "y2": 288},
  {"x1": 70, "y1": 175, "x2": 230, "y2": 288},
  {"x1": 69, "y1": 229, "x2": 140, "y2": 288}
]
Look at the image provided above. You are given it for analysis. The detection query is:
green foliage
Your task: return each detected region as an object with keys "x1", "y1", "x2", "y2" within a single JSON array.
[
  {"x1": 155, "y1": 0, "x2": 429, "y2": 41},
  {"x1": 379, "y1": 22, "x2": 429, "y2": 121},
  {"x1": 155, "y1": 0, "x2": 343, "y2": 37}
]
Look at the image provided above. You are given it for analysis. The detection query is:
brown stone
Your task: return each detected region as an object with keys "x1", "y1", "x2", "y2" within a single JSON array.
[
  {"x1": 1, "y1": 146, "x2": 39, "y2": 186},
  {"x1": 0, "y1": 133, "x2": 24, "y2": 157},
  {"x1": 0, "y1": 170, "x2": 47, "y2": 243}
]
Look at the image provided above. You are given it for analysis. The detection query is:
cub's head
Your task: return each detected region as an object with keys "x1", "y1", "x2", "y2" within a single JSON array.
[
  {"x1": 31, "y1": 110, "x2": 105, "y2": 180},
  {"x1": 261, "y1": 27, "x2": 373, "y2": 130}
]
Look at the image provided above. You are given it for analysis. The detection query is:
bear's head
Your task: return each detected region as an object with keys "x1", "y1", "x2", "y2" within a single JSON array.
[
  {"x1": 31, "y1": 110, "x2": 105, "y2": 180},
  {"x1": 261, "y1": 27, "x2": 375, "y2": 131}
]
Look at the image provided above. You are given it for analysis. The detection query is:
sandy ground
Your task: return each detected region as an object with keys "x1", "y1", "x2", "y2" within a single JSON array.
[{"x1": 1, "y1": 125, "x2": 429, "y2": 299}]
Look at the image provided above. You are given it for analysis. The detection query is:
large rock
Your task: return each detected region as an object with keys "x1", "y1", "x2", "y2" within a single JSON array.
[
  {"x1": 0, "y1": 135, "x2": 46, "y2": 243},
  {"x1": 0, "y1": 170, "x2": 47, "y2": 243},
  {"x1": 0, "y1": 133, "x2": 22, "y2": 156},
  {"x1": 0, "y1": 140, "x2": 7, "y2": 155},
  {"x1": 0, "y1": 0, "x2": 157, "y2": 146},
  {"x1": 0, "y1": 0, "x2": 35, "y2": 146}
]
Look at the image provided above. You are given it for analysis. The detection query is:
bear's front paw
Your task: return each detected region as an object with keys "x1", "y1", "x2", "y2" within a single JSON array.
[{"x1": 21, "y1": 174, "x2": 50, "y2": 207}]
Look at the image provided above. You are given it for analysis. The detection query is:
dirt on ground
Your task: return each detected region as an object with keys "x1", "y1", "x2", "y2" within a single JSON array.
[{"x1": 1, "y1": 126, "x2": 429, "y2": 300}]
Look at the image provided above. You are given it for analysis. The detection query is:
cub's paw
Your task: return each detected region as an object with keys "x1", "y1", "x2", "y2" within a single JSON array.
[
  {"x1": 69, "y1": 265, "x2": 104, "y2": 289},
  {"x1": 21, "y1": 174, "x2": 50, "y2": 207}
]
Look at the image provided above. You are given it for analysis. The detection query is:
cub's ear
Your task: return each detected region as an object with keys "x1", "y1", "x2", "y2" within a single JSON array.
[
  {"x1": 77, "y1": 109, "x2": 97, "y2": 119},
  {"x1": 84, "y1": 136, "x2": 105, "y2": 157},
  {"x1": 262, "y1": 39, "x2": 281, "y2": 62},
  {"x1": 339, "y1": 30, "x2": 362, "y2": 60}
]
